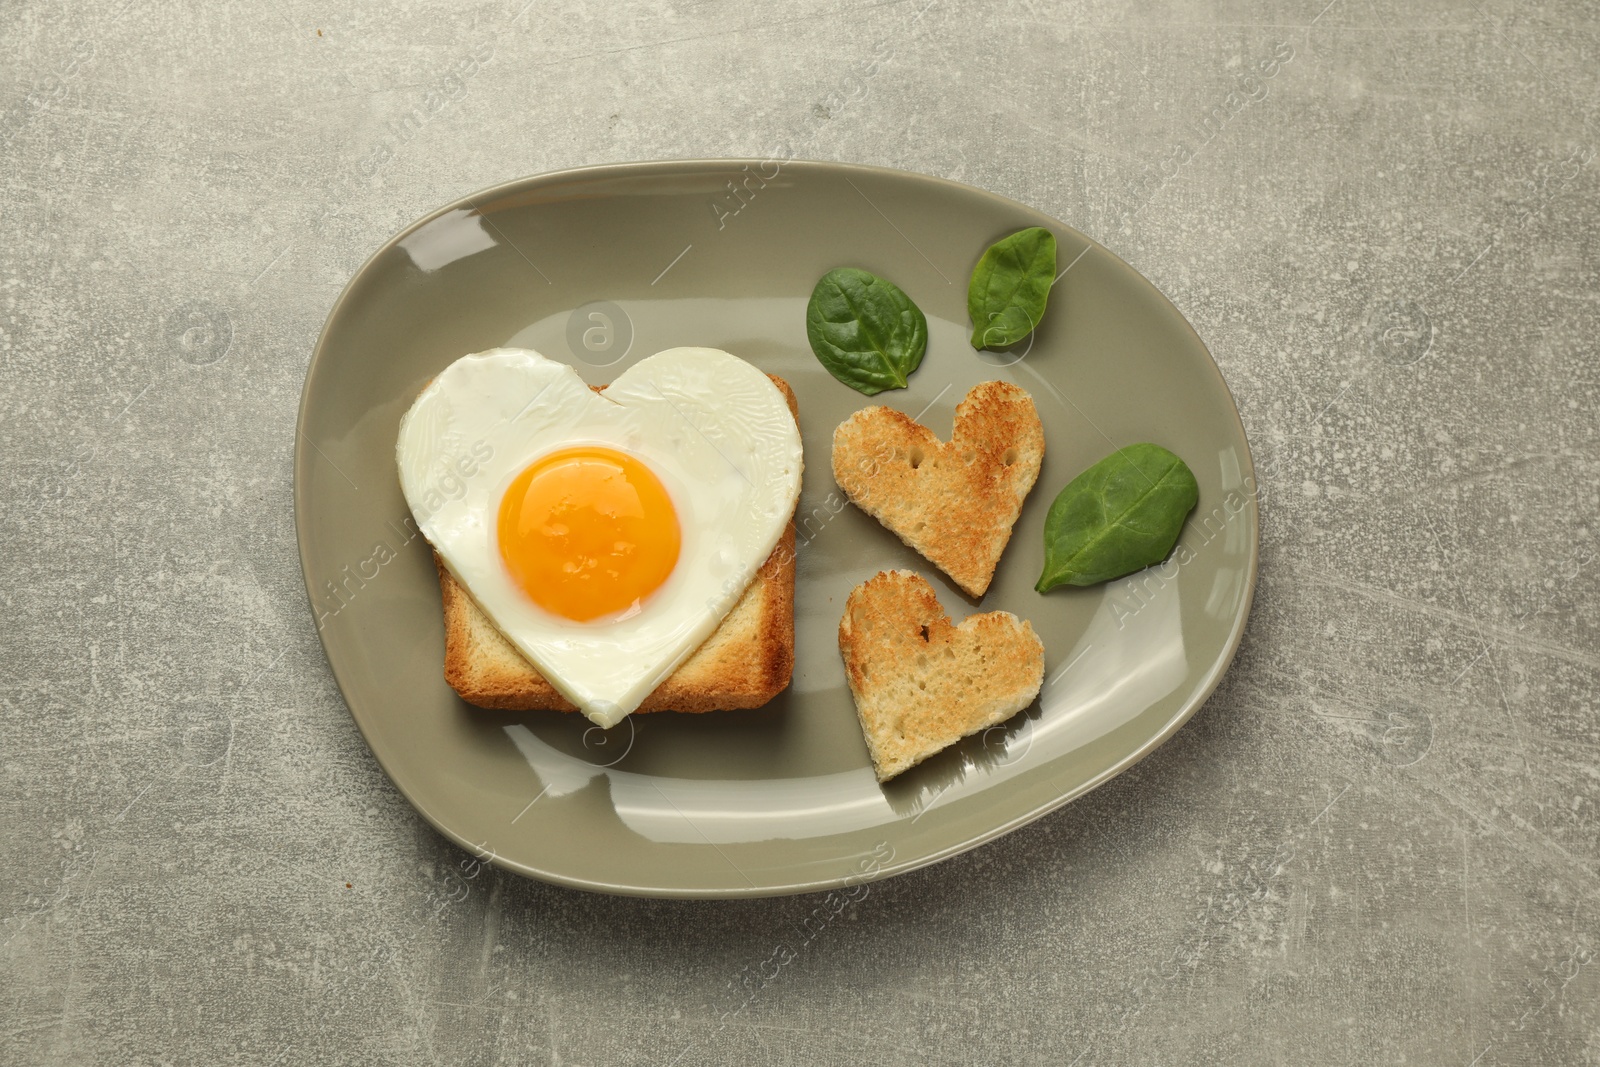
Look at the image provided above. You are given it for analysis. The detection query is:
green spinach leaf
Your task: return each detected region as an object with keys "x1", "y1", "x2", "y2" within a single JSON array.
[
  {"x1": 1035, "y1": 443, "x2": 1199, "y2": 591},
  {"x1": 806, "y1": 267, "x2": 928, "y2": 395},
  {"x1": 968, "y1": 227, "x2": 1058, "y2": 350}
]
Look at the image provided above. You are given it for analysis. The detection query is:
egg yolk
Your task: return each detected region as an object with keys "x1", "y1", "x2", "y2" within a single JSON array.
[{"x1": 496, "y1": 446, "x2": 681, "y2": 622}]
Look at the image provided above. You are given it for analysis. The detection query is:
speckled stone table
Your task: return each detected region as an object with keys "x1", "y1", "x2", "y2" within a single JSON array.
[{"x1": 4, "y1": 1, "x2": 1598, "y2": 1063}]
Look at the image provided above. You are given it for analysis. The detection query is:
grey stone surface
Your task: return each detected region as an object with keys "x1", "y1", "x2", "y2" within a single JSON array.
[{"x1": 3, "y1": 0, "x2": 1598, "y2": 1063}]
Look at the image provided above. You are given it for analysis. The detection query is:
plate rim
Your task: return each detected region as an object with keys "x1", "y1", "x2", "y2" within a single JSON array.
[{"x1": 294, "y1": 157, "x2": 1261, "y2": 899}]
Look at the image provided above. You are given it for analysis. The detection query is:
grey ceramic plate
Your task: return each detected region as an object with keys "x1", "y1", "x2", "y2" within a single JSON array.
[{"x1": 295, "y1": 159, "x2": 1258, "y2": 898}]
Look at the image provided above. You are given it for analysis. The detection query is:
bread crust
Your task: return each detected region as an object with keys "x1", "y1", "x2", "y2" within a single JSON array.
[
  {"x1": 831, "y1": 380, "x2": 1043, "y2": 597},
  {"x1": 838, "y1": 569, "x2": 1044, "y2": 781},
  {"x1": 433, "y1": 374, "x2": 799, "y2": 713}
]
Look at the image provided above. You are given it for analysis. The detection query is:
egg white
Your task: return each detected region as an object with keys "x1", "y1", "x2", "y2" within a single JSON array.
[{"x1": 396, "y1": 347, "x2": 803, "y2": 727}]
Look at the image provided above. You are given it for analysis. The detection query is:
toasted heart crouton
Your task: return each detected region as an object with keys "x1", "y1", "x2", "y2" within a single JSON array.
[
  {"x1": 832, "y1": 380, "x2": 1043, "y2": 597},
  {"x1": 839, "y1": 569, "x2": 1044, "y2": 781}
]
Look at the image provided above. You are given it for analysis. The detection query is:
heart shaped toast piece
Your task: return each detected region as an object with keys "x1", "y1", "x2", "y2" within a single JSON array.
[
  {"x1": 839, "y1": 570, "x2": 1044, "y2": 782},
  {"x1": 832, "y1": 380, "x2": 1043, "y2": 597}
]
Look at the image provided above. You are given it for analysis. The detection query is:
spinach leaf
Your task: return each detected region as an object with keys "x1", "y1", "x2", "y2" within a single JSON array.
[
  {"x1": 1035, "y1": 443, "x2": 1199, "y2": 591},
  {"x1": 968, "y1": 227, "x2": 1058, "y2": 350},
  {"x1": 806, "y1": 267, "x2": 928, "y2": 395}
]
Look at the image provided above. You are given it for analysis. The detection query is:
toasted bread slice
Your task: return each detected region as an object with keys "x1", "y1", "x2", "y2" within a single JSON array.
[
  {"x1": 831, "y1": 380, "x2": 1043, "y2": 597},
  {"x1": 839, "y1": 570, "x2": 1044, "y2": 781},
  {"x1": 435, "y1": 375, "x2": 798, "y2": 713}
]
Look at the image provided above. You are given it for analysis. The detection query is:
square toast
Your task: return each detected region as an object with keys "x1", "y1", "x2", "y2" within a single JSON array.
[{"x1": 434, "y1": 375, "x2": 798, "y2": 713}]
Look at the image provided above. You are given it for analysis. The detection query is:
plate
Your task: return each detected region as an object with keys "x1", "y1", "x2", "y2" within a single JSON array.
[{"x1": 295, "y1": 159, "x2": 1258, "y2": 898}]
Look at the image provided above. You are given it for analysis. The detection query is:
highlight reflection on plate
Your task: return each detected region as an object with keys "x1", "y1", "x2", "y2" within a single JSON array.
[
  {"x1": 296, "y1": 160, "x2": 1258, "y2": 897},
  {"x1": 503, "y1": 565, "x2": 1188, "y2": 846}
]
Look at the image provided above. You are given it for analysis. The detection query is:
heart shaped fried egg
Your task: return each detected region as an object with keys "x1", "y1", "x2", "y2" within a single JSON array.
[{"x1": 397, "y1": 347, "x2": 803, "y2": 726}]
